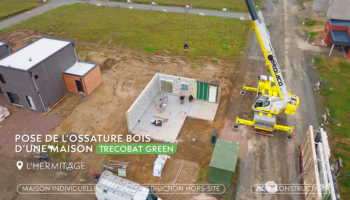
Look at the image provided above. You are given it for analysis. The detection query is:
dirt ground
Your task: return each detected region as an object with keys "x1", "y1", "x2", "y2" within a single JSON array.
[
  {"x1": 2, "y1": 1, "x2": 346, "y2": 200},
  {"x1": 0, "y1": 28, "x2": 240, "y2": 200},
  {"x1": 0, "y1": 95, "x2": 64, "y2": 158},
  {"x1": 219, "y1": 118, "x2": 248, "y2": 158},
  {"x1": 1, "y1": 1, "x2": 339, "y2": 198}
]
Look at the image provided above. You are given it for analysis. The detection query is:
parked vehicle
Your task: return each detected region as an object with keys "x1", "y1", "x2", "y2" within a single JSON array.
[{"x1": 95, "y1": 170, "x2": 162, "y2": 200}]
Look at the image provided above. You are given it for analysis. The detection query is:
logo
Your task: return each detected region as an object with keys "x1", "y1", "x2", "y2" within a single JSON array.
[
  {"x1": 251, "y1": 184, "x2": 330, "y2": 194},
  {"x1": 267, "y1": 54, "x2": 283, "y2": 86},
  {"x1": 17, "y1": 161, "x2": 23, "y2": 170}
]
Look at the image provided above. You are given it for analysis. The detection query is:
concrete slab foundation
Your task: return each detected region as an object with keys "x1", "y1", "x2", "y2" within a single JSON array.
[
  {"x1": 132, "y1": 93, "x2": 218, "y2": 143},
  {"x1": 187, "y1": 100, "x2": 219, "y2": 121}
]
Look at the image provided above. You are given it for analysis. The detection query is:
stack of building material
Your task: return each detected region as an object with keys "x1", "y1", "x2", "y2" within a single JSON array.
[
  {"x1": 0, "y1": 106, "x2": 10, "y2": 122},
  {"x1": 153, "y1": 155, "x2": 168, "y2": 177}
]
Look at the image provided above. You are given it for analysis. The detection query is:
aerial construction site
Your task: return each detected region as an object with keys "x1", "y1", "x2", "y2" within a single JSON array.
[{"x1": 0, "y1": 0, "x2": 348, "y2": 200}]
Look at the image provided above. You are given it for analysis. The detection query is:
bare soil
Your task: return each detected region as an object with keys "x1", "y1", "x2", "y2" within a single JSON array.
[
  {"x1": 0, "y1": 95, "x2": 64, "y2": 158},
  {"x1": 219, "y1": 118, "x2": 248, "y2": 158},
  {"x1": 0, "y1": 29, "x2": 248, "y2": 199}
]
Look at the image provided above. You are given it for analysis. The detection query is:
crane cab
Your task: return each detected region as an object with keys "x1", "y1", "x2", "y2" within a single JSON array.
[{"x1": 253, "y1": 95, "x2": 271, "y2": 112}]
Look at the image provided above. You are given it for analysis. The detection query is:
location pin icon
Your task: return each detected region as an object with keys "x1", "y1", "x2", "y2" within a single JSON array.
[{"x1": 17, "y1": 161, "x2": 23, "y2": 170}]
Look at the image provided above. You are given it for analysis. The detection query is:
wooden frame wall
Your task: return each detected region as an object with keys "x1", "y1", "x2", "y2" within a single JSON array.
[{"x1": 302, "y1": 125, "x2": 322, "y2": 200}]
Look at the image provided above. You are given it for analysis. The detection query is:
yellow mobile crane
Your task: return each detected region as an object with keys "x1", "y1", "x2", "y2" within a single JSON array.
[{"x1": 236, "y1": 0, "x2": 299, "y2": 135}]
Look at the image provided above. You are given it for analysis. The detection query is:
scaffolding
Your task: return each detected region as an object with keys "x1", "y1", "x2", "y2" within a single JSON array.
[{"x1": 300, "y1": 126, "x2": 340, "y2": 200}]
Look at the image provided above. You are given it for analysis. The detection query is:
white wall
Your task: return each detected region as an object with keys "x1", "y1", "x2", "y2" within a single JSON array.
[
  {"x1": 126, "y1": 74, "x2": 159, "y2": 132},
  {"x1": 158, "y1": 74, "x2": 195, "y2": 97},
  {"x1": 126, "y1": 74, "x2": 196, "y2": 132}
]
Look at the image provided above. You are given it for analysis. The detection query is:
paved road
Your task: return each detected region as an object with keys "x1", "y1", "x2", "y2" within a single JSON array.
[{"x1": 0, "y1": 0, "x2": 249, "y2": 30}]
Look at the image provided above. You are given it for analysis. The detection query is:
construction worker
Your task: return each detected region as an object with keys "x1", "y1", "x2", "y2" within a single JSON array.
[
  {"x1": 179, "y1": 96, "x2": 185, "y2": 104},
  {"x1": 189, "y1": 95, "x2": 193, "y2": 102},
  {"x1": 184, "y1": 44, "x2": 188, "y2": 53}
]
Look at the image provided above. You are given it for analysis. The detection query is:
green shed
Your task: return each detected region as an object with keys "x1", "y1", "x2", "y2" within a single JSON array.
[{"x1": 208, "y1": 139, "x2": 239, "y2": 187}]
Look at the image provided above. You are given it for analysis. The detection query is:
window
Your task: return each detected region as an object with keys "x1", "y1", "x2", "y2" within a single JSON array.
[
  {"x1": 181, "y1": 83, "x2": 188, "y2": 90},
  {"x1": 0, "y1": 73, "x2": 6, "y2": 84},
  {"x1": 34, "y1": 74, "x2": 39, "y2": 80},
  {"x1": 6, "y1": 92, "x2": 22, "y2": 105},
  {"x1": 160, "y1": 79, "x2": 173, "y2": 93},
  {"x1": 263, "y1": 101, "x2": 270, "y2": 107},
  {"x1": 254, "y1": 100, "x2": 263, "y2": 108},
  {"x1": 25, "y1": 96, "x2": 36, "y2": 110}
]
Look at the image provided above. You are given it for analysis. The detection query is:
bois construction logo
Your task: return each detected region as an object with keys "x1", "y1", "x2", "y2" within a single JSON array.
[{"x1": 251, "y1": 184, "x2": 330, "y2": 194}]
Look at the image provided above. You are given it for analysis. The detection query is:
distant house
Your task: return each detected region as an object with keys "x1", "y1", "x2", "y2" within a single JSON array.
[
  {"x1": 0, "y1": 41, "x2": 11, "y2": 59},
  {"x1": 313, "y1": 0, "x2": 350, "y2": 59},
  {"x1": 0, "y1": 37, "x2": 102, "y2": 112},
  {"x1": 322, "y1": 19, "x2": 350, "y2": 59}
]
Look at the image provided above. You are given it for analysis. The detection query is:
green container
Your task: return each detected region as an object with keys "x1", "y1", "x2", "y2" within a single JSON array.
[{"x1": 208, "y1": 139, "x2": 239, "y2": 187}]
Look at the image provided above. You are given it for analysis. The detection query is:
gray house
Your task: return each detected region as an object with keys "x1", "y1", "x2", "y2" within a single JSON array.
[
  {"x1": 0, "y1": 37, "x2": 78, "y2": 112},
  {"x1": 313, "y1": 0, "x2": 350, "y2": 20},
  {"x1": 0, "y1": 41, "x2": 12, "y2": 94},
  {"x1": 0, "y1": 41, "x2": 12, "y2": 59}
]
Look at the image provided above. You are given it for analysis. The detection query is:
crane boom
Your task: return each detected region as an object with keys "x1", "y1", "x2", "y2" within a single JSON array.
[
  {"x1": 236, "y1": 0, "x2": 299, "y2": 134},
  {"x1": 245, "y1": 0, "x2": 288, "y2": 100}
]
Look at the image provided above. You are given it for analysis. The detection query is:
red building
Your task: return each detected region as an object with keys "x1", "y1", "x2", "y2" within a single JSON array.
[{"x1": 322, "y1": 18, "x2": 350, "y2": 59}]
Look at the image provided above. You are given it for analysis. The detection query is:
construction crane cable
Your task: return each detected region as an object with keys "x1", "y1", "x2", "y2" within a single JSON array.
[{"x1": 183, "y1": 1, "x2": 191, "y2": 53}]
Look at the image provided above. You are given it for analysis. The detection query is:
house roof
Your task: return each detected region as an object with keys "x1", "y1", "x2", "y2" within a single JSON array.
[
  {"x1": 313, "y1": 0, "x2": 329, "y2": 12},
  {"x1": 327, "y1": 0, "x2": 350, "y2": 21},
  {"x1": 329, "y1": 19, "x2": 350, "y2": 28},
  {"x1": 209, "y1": 139, "x2": 239, "y2": 172},
  {"x1": 330, "y1": 30, "x2": 350, "y2": 46},
  {"x1": 0, "y1": 37, "x2": 73, "y2": 71},
  {"x1": 64, "y1": 61, "x2": 98, "y2": 77}
]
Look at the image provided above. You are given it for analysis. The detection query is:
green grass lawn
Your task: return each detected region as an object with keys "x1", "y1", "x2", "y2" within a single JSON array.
[
  {"x1": 1, "y1": 3, "x2": 251, "y2": 58},
  {"x1": 0, "y1": 0, "x2": 43, "y2": 20},
  {"x1": 111, "y1": 0, "x2": 262, "y2": 12},
  {"x1": 314, "y1": 55, "x2": 350, "y2": 198}
]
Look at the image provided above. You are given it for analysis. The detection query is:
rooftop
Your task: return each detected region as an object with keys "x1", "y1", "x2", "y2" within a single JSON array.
[
  {"x1": 0, "y1": 38, "x2": 72, "y2": 71},
  {"x1": 64, "y1": 61, "x2": 97, "y2": 77},
  {"x1": 312, "y1": 0, "x2": 329, "y2": 12},
  {"x1": 329, "y1": 19, "x2": 350, "y2": 28},
  {"x1": 327, "y1": 0, "x2": 350, "y2": 21},
  {"x1": 209, "y1": 139, "x2": 239, "y2": 172},
  {"x1": 330, "y1": 30, "x2": 350, "y2": 46}
]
